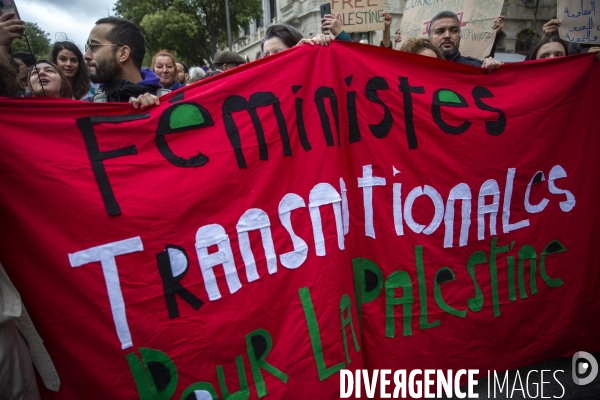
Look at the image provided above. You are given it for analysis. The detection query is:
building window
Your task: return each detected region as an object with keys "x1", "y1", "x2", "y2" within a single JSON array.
[
  {"x1": 269, "y1": 0, "x2": 278, "y2": 22},
  {"x1": 516, "y1": 29, "x2": 535, "y2": 55}
]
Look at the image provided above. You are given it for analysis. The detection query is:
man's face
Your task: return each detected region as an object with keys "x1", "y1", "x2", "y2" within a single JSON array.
[
  {"x1": 222, "y1": 63, "x2": 242, "y2": 71},
  {"x1": 84, "y1": 24, "x2": 122, "y2": 83},
  {"x1": 176, "y1": 63, "x2": 187, "y2": 84},
  {"x1": 430, "y1": 18, "x2": 461, "y2": 59}
]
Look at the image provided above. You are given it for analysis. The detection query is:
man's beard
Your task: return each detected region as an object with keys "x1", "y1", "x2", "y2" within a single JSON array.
[
  {"x1": 439, "y1": 41, "x2": 459, "y2": 59},
  {"x1": 88, "y1": 57, "x2": 123, "y2": 83}
]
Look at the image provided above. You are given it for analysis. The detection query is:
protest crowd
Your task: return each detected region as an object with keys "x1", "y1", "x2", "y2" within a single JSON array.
[
  {"x1": 0, "y1": 3, "x2": 599, "y2": 399},
  {"x1": 1, "y1": 9, "x2": 599, "y2": 104}
]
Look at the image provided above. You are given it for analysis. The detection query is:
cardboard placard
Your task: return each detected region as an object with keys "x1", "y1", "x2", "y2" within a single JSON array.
[
  {"x1": 331, "y1": 0, "x2": 385, "y2": 33},
  {"x1": 558, "y1": 0, "x2": 600, "y2": 44}
]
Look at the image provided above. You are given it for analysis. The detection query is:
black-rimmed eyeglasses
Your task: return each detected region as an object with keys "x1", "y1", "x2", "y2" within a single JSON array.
[{"x1": 85, "y1": 41, "x2": 120, "y2": 53}]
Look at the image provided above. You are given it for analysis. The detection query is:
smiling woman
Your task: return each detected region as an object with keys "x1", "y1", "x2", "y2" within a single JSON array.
[
  {"x1": 152, "y1": 50, "x2": 183, "y2": 90},
  {"x1": 49, "y1": 41, "x2": 91, "y2": 100},
  {"x1": 27, "y1": 60, "x2": 72, "y2": 98}
]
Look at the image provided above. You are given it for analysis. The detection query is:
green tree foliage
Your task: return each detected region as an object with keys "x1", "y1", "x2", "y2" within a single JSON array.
[
  {"x1": 10, "y1": 22, "x2": 51, "y2": 61},
  {"x1": 114, "y1": 0, "x2": 262, "y2": 67}
]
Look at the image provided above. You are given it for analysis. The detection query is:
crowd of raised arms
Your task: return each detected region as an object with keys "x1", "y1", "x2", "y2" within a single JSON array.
[{"x1": 0, "y1": 10, "x2": 599, "y2": 110}]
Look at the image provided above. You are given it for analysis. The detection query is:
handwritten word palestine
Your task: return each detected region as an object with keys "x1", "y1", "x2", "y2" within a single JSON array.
[
  {"x1": 341, "y1": 10, "x2": 384, "y2": 26},
  {"x1": 121, "y1": 239, "x2": 568, "y2": 400}
]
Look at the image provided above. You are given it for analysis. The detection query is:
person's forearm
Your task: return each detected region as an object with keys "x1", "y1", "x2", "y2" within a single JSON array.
[
  {"x1": 382, "y1": 25, "x2": 391, "y2": 48},
  {"x1": 0, "y1": 13, "x2": 25, "y2": 67},
  {"x1": 0, "y1": 45, "x2": 10, "y2": 67},
  {"x1": 335, "y1": 30, "x2": 353, "y2": 41}
]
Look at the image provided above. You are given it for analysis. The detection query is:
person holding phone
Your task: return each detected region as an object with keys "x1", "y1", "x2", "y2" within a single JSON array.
[
  {"x1": 0, "y1": 11, "x2": 25, "y2": 96},
  {"x1": 0, "y1": 11, "x2": 24, "y2": 64},
  {"x1": 301, "y1": 13, "x2": 350, "y2": 47},
  {"x1": 320, "y1": 13, "x2": 351, "y2": 41}
]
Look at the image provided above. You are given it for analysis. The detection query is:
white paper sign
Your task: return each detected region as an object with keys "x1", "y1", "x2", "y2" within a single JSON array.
[{"x1": 558, "y1": 0, "x2": 600, "y2": 44}]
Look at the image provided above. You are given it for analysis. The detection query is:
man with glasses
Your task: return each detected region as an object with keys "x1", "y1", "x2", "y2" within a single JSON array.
[{"x1": 84, "y1": 17, "x2": 163, "y2": 102}]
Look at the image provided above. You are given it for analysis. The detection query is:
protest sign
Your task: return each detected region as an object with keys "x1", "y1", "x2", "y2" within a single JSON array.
[
  {"x1": 401, "y1": 0, "x2": 504, "y2": 59},
  {"x1": 331, "y1": 0, "x2": 385, "y2": 33},
  {"x1": 558, "y1": 0, "x2": 600, "y2": 44},
  {"x1": 0, "y1": 43, "x2": 599, "y2": 399}
]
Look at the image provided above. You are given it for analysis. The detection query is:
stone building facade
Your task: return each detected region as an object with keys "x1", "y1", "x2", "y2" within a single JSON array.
[{"x1": 232, "y1": 0, "x2": 557, "y2": 61}]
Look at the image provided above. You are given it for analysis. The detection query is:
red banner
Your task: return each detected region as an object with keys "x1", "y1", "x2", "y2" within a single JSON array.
[{"x1": 0, "y1": 42, "x2": 599, "y2": 399}]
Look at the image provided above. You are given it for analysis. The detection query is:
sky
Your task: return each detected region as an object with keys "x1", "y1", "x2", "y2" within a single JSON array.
[{"x1": 18, "y1": 0, "x2": 117, "y2": 50}]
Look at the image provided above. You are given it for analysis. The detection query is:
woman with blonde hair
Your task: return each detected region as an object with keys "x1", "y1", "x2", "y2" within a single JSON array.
[{"x1": 152, "y1": 50, "x2": 184, "y2": 90}]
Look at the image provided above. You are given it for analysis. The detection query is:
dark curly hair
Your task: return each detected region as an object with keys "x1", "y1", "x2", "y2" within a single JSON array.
[
  {"x1": 0, "y1": 63, "x2": 24, "y2": 97},
  {"x1": 400, "y1": 38, "x2": 443, "y2": 58},
  {"x1": 49, "y1": 41, "x2": 90, "y2": 99}
]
